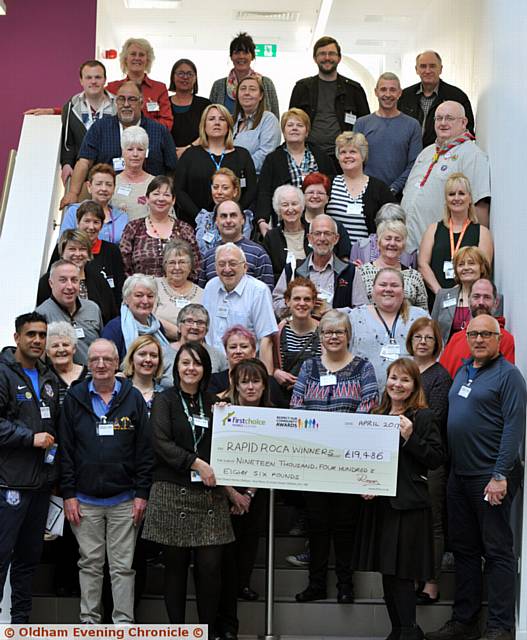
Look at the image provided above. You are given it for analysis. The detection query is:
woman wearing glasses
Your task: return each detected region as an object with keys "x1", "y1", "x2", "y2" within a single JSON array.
[
  {"x1": 290, "y1": 310, "x2": 378, "y2": 604},
  {"x1": 168, "y1": 59, "x2": 211, "y2": 158},
  {"x1": 406, "y1": 318, "x2": 452, "y2": 605}
]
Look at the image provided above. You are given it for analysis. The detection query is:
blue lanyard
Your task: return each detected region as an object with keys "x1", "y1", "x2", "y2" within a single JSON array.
[{"x1": 208, "y1": 151, "x2": 225, "y2": 171}]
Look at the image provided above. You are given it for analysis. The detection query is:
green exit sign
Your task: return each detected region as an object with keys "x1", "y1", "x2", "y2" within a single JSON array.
[{"x1": 255, "y1": 44, "x2": 277, "y2": 57}]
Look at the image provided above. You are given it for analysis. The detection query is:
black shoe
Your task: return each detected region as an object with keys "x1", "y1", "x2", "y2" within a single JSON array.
[
  {"x1": 295, "y1": 585, "x2": 327, "y2": 602},
  {"x1": 481, "y1": 630, "x2": 513, "y2": 640},
  {"x1": 425, "y1": 619, "x2": 480, "y2": 640},
  {"x1": 416, "y1": 590, "x2": 440, "y2": 604},
  {"x1": 223, "y1": 633, "x2": 238, "y2": 640},
  {"x1": 238, "y1": 586, "x2": 258, "y2": 601},
  {"x1": 385, "y1": 629, "x2": 401, "y2": 640},
  {"x1": 337, "y1": 586, "x2": 354, "y2": 604},
  {"x1": 400, "y1": 626, "x2": 424, "y2": 640}
]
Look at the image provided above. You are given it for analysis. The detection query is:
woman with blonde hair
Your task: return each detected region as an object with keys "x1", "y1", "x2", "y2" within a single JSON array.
[
  {"x1": 122, "y1": 335, "x2": 165, "y2": 409},
  {"x1": 175, "y1": 104, "x2": 257, "y2": 226},
  {"x1": 418, "y1": 172, "x2": 493, "y2": 295},
  {"x1": 107, "y1": 37, "x2": 173, "y2": 129}
]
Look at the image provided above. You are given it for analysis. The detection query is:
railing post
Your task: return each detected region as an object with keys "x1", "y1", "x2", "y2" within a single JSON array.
[{"x1": 259, "y1": 488, "x2": 280, "y2": 640}]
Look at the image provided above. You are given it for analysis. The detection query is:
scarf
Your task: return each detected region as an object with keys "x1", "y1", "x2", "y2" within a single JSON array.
[
  {"x1": 226, "y1": 67, "x2": 261, "y2": 102},
  {"x1": 120, "y1": 304, "x2": 170, "y2": 351},
  {"x1": 420, "y1": 131, "x2": 475, "y2": 187}
]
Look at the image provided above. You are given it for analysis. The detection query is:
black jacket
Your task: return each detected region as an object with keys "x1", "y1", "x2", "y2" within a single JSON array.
[
  {"x1": 289, "y1": 73, "x2": 370, "y2": 139},
  {"x1": 398, "y1": 79, "x2": 475, "y2": 147},
  {"x1": 256, "y1": 142, "x2": 335, "y2": 224},
  {"x1": 282, "y1": 254, "x2": 357, "y2": 309},
  {"x1": 59, "y1": 377, "x2": 152, "y2": 500},
  {"x1": 263, "y1": 219, "x2": 311, "y2": 283},
  {"x1": 389, "y1": 408, "x2": 444, "y2": 510},
  {"x1": 0, "y1": 347, "x2": 60, "y2": 490}
]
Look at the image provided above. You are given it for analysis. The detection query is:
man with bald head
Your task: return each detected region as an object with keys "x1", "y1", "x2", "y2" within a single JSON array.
[
  {"x1": 426, "y1": 315, "x2": 526, "y2": 640},
  {"x1": 60, "y1": 80, "x2": 177, "y2": 208},
  {"x1": 202, "y1": 243, "x2": 277, "y2": 372},
  {"x1": 398, "y1": 50, "x2": 474, "y2": 147},
  {"x1": 401, "y1": 100, "x2": 490, "y2": 252}
]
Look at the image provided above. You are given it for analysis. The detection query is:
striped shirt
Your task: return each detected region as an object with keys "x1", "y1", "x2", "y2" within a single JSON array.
[
  {"x1": 326, "y1": 175, "x2": 369, "y2": 243},
  {"x1": 280, "y1": 325, "x2": 321, "y2": 372}
]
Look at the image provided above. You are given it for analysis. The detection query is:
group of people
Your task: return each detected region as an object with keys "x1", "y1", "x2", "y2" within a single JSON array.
[{"x1": 0, "y1": 28, "x2": 521, "y2": 640}]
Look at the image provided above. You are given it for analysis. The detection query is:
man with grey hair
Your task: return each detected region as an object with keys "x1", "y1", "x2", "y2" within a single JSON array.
[
  {"x1": 401, "y1": 100, "x2": 490, "y2": 252},
  {"x1": 202, "y1": 243, "x2": 277, "y2": 373},
  {"x1": 398, "y1": 50, "x2": 474, "y2": 147},
  {"x1": 354, "y1": 72, "x2": 422, "y2": 197},
  {"x1": 36, "y1": 260, "x2": 103, "y2": 365},
  {"x1": 272, "y1": 214, "x2": 367, "y2": 317},
  {"x1": 59, "y1": 337, "x2": 152, "y2": 624},
  {"x1": 60, "y1": 81, "x2": 177, "y2": 209},
  {"x1": 426, "y1": 314, "x2": 526, "y2": 640}
]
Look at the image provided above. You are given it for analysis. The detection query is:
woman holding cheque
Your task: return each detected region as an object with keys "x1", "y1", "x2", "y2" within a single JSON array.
[
  {"x1": 354, "y1": 358, "x2": 443, "y2": 640},
  {"x1": 290, "y1": 309, "x2": 378, "y2": 603}
]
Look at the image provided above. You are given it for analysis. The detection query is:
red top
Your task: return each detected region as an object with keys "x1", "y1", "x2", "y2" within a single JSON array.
[
  {"x1": 107, "y1": 75, "x2": 173, "y2": 130},
  {"x1": 440, "y1": 318, "x2": 515, "y2": 378}
]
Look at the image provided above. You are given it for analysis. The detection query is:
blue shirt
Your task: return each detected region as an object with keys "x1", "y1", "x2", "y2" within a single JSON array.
[
  {"x1": 233, "y1": 111, "x2": 281, "y2": 173},
  {"x1": 88, "y1": 378, "x2": 122, "y2": 418},
  {"x1": 60, "y1": 204, "x2": 129, "y2": 244},
  {"x1": 23, "y1": 368, "x2": 40, "y2": 401},
  {"x1": 79, "y1": 115, "x2": 177, "y2": 176}
]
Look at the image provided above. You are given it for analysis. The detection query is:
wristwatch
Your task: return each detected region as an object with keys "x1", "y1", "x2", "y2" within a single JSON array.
[{"x1": 245, "y1": 489, "x2": 256, "y2": 499}]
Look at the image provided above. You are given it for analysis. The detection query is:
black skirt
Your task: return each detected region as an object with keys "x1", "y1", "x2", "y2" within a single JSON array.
[{"x1": 352, "y1": 497, "x2": 434, "y2": 581}]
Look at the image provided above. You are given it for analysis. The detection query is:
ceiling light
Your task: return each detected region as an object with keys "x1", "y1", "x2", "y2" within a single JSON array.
[
  {"x1": 124, "y1": 0, "x2": 181, "y2": 8},
  {"x1": 0, "y1": 1, "x2": 6, "y2": 15}
]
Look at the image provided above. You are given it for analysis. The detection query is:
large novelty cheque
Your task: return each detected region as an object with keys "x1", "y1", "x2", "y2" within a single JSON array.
[{"x1": 211, "y1": 405, "x2": 400, "y2": 496}]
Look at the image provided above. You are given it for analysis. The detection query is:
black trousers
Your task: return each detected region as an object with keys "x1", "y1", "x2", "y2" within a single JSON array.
[
  {"x1": 383, "y1": 574, "x2": 416, "y2": 630},
  {"x1": 304, "y1": 491, "x2": 357, "y2": 590},
  {"x1": 448, "y1": 470, "x2": 519, "y2": 631},
  {"x1": 0, "y1": 489, "x2": 49, "y2": 623},
  {"x1": 163, "y1": 544, "x2": 223, "y2": 635}
]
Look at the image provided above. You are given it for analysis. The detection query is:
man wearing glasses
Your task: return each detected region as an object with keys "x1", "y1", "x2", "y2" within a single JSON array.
[
  {"x1": 426, "y1": 314, "x2": 526, "y2": 640},
  {"x1": 60, "y1": 81, "x2": 177, "y2": 209},
  {"x1": 289, "y1": 36, "x2": 370, "y2": 165},
  {"x1": 401, "y1": 100, "x2": 490, "y2": 252},
  {"x1": 59, "y1": 338, "x2": 152, "y2": 624},
  {"x1": 398, "y1": 50, "x2": 474, "y2": 148}
]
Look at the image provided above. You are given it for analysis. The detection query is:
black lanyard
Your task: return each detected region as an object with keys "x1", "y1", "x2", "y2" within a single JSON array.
[
  {"x1": 375, "y1": 307, "x2": 400, "y2": 344},
  {"x1": 179, "y1": 392, "x2": 206, "y2": 452}
]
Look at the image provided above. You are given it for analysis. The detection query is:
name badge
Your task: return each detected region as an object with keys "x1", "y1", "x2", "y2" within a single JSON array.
[
  {"x1": 106, "y1": 277, "x2": 115, "y2": 289},
  {"x1": 112, "y1": 157, "x2": 125, "y2": 171},
  {"x1": 443, "y1": 260, "x2": 455, "y2": 279},
  {"x1": 175, "y1": 297, "x2": 188, "y2": 308},
  {"x1": 217, "y1": 305, "x2": 228, "y2": 318},
  {"x1": 320, "y1": 374, "x2": 337, "y2": 387},
  {"x1": 346, "y1": 202, "x2": 363, "y2": 217},
  {"x1": 75, "y1": 327, "x2": 85, "y2": 339},
  {"x1": 44, "y1": 443, "x2": 58, "y2": 465},
  {"x1": 443, "y1": 296, "x2": 457, "y2": 309},
  {"x1": 117, "y1": 185, "x2": 132, "y2": 196},
  {"x1": 458, "y1": 385, "x2": 472, "y2": 398},
  {"x1": 97, "y1": 421, "x2": 114, "y2": 436},
  {"x1": 203, "y1": 231, "x2": 215, "y2": 243},
  {"x1": 193, "y1": 416, "x2": 209, "y2": 429},
  {"x1": 380, "y1": 342, "x2": 401, "y2": 360},
  {"x1": 240, "y1": 177, "x2": 247, "y2": 188},
  {"x1": 40, "y1": 405, "x2": 51, "y2": 419},
  {"x1": 344, "y1": 112, "x2": 357, "y2": 125},
  {"x1": 146, "y1": 101, "x2": 159, "y2": 112},
  {"x1": 191, "y1": 470, "x2": 202, "y2": 482}
]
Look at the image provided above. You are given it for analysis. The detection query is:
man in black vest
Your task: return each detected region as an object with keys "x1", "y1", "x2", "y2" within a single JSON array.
[
  {"x1": 272, "y1": 214, "x2": 368, "y2": 318},
  {"x1": 398, "y1": 50, "x2": 474, "y2": 147}
]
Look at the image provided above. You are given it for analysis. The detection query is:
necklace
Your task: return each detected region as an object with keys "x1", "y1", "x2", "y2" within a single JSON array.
[
  {"x1": 161, "y1": 278, "x2": 197, "y2": 303},
  {"x1": 147, "y1": 216, "x2": 173, "y2": 240}
]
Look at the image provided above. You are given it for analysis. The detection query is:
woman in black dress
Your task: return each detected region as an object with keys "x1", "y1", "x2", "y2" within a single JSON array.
[{"x1": 355, "y1": 357, "x2": 443, "y2": 640}]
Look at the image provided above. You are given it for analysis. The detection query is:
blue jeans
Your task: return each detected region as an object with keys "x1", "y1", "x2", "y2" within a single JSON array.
[
  {"x1": 0, "y1": 489, "x2": 50, "y2": 623},
  {"x1": 448, "y1": 470, "x2": 519, "y2": 630}
]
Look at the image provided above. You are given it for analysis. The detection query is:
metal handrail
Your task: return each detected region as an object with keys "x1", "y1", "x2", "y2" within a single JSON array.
[{"x1": 0, "y1": 149, "x2": 16, "y2": 237}]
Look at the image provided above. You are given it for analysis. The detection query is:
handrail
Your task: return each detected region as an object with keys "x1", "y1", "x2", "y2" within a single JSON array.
[{"x1": 0, "y1": 149, "x2": 17, "y2": 237}]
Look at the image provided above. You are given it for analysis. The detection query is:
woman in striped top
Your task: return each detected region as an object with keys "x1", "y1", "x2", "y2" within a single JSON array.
[
  {"x1": 327, "y1": 132, "x2": 395, "y2": 244},
  {"x1": 290, "y1": 310, "x2": 378, "y2": 605}
]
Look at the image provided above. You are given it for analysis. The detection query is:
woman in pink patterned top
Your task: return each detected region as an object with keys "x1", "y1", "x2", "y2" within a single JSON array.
[{"x1": 120, "y1": 175, "x2": 200, "y2": 278}]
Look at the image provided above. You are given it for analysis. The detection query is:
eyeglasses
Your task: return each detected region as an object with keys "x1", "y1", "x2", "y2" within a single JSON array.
[
  {"x1": 321, "y1": 329, "x2": 347, "y2": 337},
  {"x1": 310, "y1": 231, "x2": 336, "y2": 238},
  {"x1": 434, "y1": 115, "x2": 462, "y2": 122},
  {"x1": 466, "y1": 330, "x2": 500, "y2": 340},
  {"x1": 217, "y1": 260, "x2": 245, "y2": 269},
  {"x1": 116, "y1": 96, "x2": 140, "y2": 105},
  {"x1": 175, "y1": 71, "x2": 195, "y2": 79},
  {"x1": 317, "y1": 52, "x2": 339, "y2": 59},
  {"x1": 305, "y1": 190, "x2": 327, "y2": 197},
  {"x1": 88, "y1": 356, "x2": 115, "y2": 365},
  {"x1": 412, "y1": 335, "x2": 436, "y2": 343},
  {"x1": 167, "y1": 259, "x2": 190, "y2": 267},
  {"x1": 181, "y1": 319, "x2": 207, "y2": 328}
]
